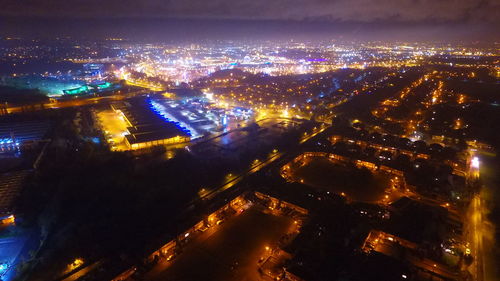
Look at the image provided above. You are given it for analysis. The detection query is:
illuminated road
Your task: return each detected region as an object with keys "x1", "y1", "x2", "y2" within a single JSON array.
[
  {"x1": 201, "y1": 151, "x2": 283, "y2": 201},
  {"x1": 299, "y1": 124, "x2": 328, "y2": 144},
  {"x1": 61, "y1": 261, "x2": 102, "y2": 281},
  {"x1": 4, "y1": 89, "x2": 148, "y2": 114},
  {"x1": 123, "y1": 80, "x2": 165, "y2": 91},
  {"x1": 467, "y1": 195, "x2": 485, "y2": 281},
  {"x1": 465, "y1": 156, "x2": 499, "y2": 281},
  {"x1": 465, "y1": 155, "x2": 484, "y2": 281}
]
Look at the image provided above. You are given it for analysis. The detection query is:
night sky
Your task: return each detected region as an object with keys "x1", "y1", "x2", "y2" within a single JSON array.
[
  {"x1": 0, "y1": 0, "x2": 499, "y2": 40},
  {"x1": 1, "y1": 0, "x2": 499, "y2": 23}
]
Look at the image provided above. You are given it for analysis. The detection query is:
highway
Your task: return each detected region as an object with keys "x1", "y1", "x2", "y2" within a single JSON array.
[
  {"x1": 199, "y1": 151, "x2": 284, "y2": 201},
  {"x1": 3, "y1": 89, "x2": 148, "y2": 114}
]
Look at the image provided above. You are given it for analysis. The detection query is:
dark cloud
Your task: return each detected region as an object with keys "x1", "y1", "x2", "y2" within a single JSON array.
[{"x1": 1, "y1": 0, "x2": 499, "y2": 24}]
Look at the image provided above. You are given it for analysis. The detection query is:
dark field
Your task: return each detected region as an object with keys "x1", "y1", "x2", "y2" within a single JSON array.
[{"x1": 293, "y1": 157, "x2": 390, "y2": 202}]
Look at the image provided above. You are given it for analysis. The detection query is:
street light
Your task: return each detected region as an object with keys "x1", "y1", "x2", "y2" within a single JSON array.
[{"x1": 471, "y1": 156, "x2": 480, "y2": 169}]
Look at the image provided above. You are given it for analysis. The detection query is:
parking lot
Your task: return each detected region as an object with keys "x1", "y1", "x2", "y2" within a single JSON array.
[{"x1": 144, "y1": 205, "x2": 293, "y2": 281}]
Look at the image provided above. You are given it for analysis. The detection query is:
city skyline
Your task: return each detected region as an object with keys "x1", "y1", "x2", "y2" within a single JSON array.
[{"x1": 0, "y1": 1, "x2": 498, "y2": 281}]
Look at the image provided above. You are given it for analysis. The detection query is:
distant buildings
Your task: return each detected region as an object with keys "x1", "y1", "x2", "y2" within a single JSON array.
[
  {"x1": 83, "y1": 63, "x2": 104, "y2": 78},
  {"x1": 1, "y1": 75, "x2": 118, "y2": 97}
]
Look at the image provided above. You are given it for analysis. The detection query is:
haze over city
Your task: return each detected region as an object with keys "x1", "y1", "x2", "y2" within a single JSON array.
[{"x1": 0, "y1": 1, "x2": 499, "y2": 281}]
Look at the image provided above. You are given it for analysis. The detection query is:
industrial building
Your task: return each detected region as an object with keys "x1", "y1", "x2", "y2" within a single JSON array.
[
  {"x1": 110, "y1": 98, "x2": 191, "y2": 150},
  {"x1": 0, "y1": 120, "x2": 50, "y2": 151},
  {"x1": 0, "y1": 171, "x2": 30, "y2": 219}
]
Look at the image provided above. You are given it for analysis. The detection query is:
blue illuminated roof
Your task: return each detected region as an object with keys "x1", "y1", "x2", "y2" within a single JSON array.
[{"x1": 148, "y1": 99, "x2": 199, "y2": 138}]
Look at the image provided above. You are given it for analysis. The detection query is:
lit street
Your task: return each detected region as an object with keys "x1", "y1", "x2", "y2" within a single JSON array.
[
  {"x1": 465, "y1": 156, "x2": 499, "y2": 281},
  {"x1": 201, "y1": 151, "x2": 283, "y2": 201}
]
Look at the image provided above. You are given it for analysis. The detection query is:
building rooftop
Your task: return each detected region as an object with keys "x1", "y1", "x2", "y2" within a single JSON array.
[
  {"x1": 112, "y1": 98, "x2": 189, "y2": 145},
  {"x1": 0, "y1": 120, "x2": 50, "y2": 144},
  {"x1": 0, "y1": 170, "x2": 30, "y2": 218}
]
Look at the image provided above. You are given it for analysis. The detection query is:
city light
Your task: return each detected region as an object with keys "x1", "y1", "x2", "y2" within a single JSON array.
[
  {"x1": 1, "y1": 23, "x2": 498, "y2": 281},
  {"x1": 471, "y1": 157, "x2": 480, "y2": 169},
  {"x1": 66, "y1": 258, "x2": 84, "y2": 272}
]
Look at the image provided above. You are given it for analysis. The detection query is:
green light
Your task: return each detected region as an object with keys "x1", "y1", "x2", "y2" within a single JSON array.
[
  {"x1": 63, "y1": 82, "x2": 115, "y2": 95},
  {"x1": 63, "y1": 85, "x2": 90, "y2": 95},
  {"x1": 95, "y1": 82, "x2": 112, "y2": 90}
]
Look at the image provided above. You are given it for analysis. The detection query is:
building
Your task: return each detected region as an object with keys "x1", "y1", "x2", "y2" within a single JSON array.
[
  {"x1": 0, "y1": 120, "x2": 50, "y2": 152},
  {"x1": 83, "y1": 63, "x2": 104, "y2": 77},
  {"x1": 0, "y1": 171, "x2": 30, "y2": 220},
  {"x1": 124, "y1": 129, "x2": 190, "y2": 150},
  {"x1": 63, "y1": 82, "x2": 117, "y2": 96},
  {"x1": 111, "y1": 98, "x2": 191, "y2": 150}
]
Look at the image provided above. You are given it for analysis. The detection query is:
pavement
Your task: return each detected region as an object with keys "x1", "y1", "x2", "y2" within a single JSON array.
[{"x1": 96, "y1": 109, "x2": 130, "y2": 151}]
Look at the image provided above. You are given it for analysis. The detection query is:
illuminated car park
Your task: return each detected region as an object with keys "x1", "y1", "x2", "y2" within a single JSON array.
[
  {"x1": 149, "y1": 96, "x2": 254, "y2": 137},
  {"x1": 97, "y1": 95, "x2": 254, "y2": 151}
]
